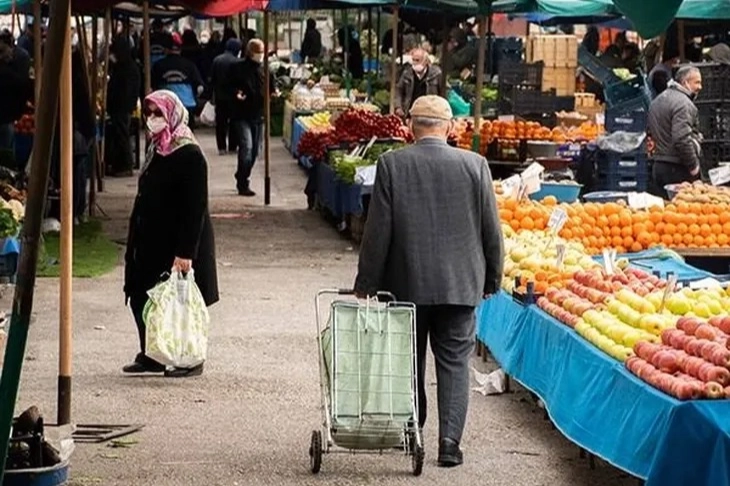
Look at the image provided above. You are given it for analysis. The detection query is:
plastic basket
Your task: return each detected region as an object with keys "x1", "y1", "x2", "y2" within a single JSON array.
[
  {"x1": 697, "y1": 104, "x2": 730, "y2": 141},
  {"x1": 578, "y1": 44, "x2": 621, "y2": 85},
  {"x1": 597, "y1": 148, "x2": 649, "y2": 177},
  {"x1": 605, "y1": 108, "x2": 648, "y2": 133},
  {"x1": 701, "y1": 140, "x2": 730, "y2": 166},
  {"x1": 529, "y1": 182, "x2": 582, "y2": 203},
  {"x1": 498, "y1": 60, "x2": 544, "y2": 87},
  {"x1": 596, "y1": 174, "x2": 648, "y2": 192},
  {"x1": 582, "y1": 191, "x2": 630, "y2": 203},
  {"x1": 692, "y1": 62, "x2": 730, "y2": 103},
  {"x1": 604, "y1": 76, "x2": 651, "y2": 111}
]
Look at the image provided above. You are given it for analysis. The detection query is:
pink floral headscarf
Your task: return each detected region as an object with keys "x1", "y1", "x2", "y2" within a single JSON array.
[{"x1": 144, "y1": 90, "x2": 198, "y2": 157}]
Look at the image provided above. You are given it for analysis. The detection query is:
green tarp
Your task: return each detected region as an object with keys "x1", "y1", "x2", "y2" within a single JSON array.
[
  {"x1": 405, "y1": 0, "x2": 618, "y2": 16},
  {"x1": 613, "y1": 0, "x2": 730, "y2": 39}
]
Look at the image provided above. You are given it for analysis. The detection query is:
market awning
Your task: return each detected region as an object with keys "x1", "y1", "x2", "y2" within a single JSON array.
[
  {"x1": 0, "y1": 0, "x2": 267, "y2": 15},
  {"x1": 610, "y1": 0, "x2": 682, "y2": 38}
]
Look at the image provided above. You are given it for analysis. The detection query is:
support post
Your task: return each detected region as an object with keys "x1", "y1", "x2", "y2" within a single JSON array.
[
  {"x1": 264, "y1": 11, "x2": 271, "y2": 206},
  {"x1": 89, "y1": 15, "x2": 98, "y2": 217},
  {"x1": 389, "y1": 8, "x2": 399, "y2": 114},
  {"x1": 677, "y1": 20, "x2": 686, "y2": 62},
  {"x1": 33, "y1": 0, "x2": 42, "y2": 102},
  {"x1": 143, "y1": 0, "x2": 152, "y2": 95},
  {"x1": 98, "y1": 7, "x2": 111, "y2": 192},
  {"x1": 58, "y1": 0, "x2": 74, "y2": 427},
  {"x1": 0, "y1": 0, "x2": 71, "y2": 479},
  {"x1": 473, "y1": 15, "x2": 487, "y2": 153}
]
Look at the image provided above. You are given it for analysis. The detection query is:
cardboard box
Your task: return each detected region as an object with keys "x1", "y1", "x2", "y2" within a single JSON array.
[
  {"x1": 575, "y1": 92, "x2": 596, "y2": 108},
  {"x1": 542, "y1": 67, "x2": 577, "y2": 96},
  {"x1": 527, "y1": 35, "x2": 578, "y2": 68}
]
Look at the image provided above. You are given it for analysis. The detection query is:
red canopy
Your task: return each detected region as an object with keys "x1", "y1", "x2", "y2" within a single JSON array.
[{"x1": 69, "y1": 0, "x2": 267, "y2": 16}]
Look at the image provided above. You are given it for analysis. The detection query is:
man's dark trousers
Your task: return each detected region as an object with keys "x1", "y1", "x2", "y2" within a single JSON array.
[
  {"x1": 215, "y1": 102, "x2": 237, "y2": 152},
  {"x1": 415, "y1": 305, "x2": 475, "y2": 444}
]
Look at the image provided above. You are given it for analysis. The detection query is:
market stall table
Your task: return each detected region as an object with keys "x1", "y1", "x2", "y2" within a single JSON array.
[{"x1": 477, "y1": 291, "x2": 730, "y2": 486}]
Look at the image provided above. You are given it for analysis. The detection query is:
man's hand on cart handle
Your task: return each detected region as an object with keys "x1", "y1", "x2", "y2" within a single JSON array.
[
  {"x1": 483, "y1": 293, "x2": 493, "y2": 300},
  {"x1": 354, "y1": 290, "x2": 368, "y2": 299}
]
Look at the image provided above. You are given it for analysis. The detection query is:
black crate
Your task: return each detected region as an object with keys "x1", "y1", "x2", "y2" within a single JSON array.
[
  {"x1": 597, "y1": 148, "x2": 649, "y2": 178},
  {"x1": 498, "y1": 61, "x2": 544, "y2": 87},
  {"x1": 697, "y1": 103, "x2": 730, "y2": 141},
  {"x1": 605, "y1": 107, "x2": 648, "y2": 133},
  {"x1": 596, "y1": 174, "x2": 648, "y2": 192},
  {"x1": 512, "y1": 87, "x2": 560, "y2": 115},
  {"x1": 701, "y1": 140, "x2": 730, "y2": 166},
  {"x1": 692, "y1": 63, "x2": 730, "y2": 103},
  {"x1": 604, "y1": 76, "x2": 651, "y2": 111},
  {"x1": 578, "y1": 44, "x2": 621, "y2": 86}
]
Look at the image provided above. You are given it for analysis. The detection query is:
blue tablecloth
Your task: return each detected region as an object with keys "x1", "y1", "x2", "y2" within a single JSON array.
[
  {"x1": 1, "y1": 238, "x2": 19, "y2": 256},
  {"x1": 477, "y1": 292, "x2": 730, "y2": 485},
  {"x1": 317, "y1": 163, "x2": 363, "y2": 219},
  {"x1": 291, "y1": 117, "x2": 306, "y2": 160}
]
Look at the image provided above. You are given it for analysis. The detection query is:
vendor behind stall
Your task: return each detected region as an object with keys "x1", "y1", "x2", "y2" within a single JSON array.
[
  {"x1": 394, "y1": 48, "x2": 444, "y2": 118},
  {"x1": 648, "y1": 45, "x2": 680, "y2": 98},
  {"x1": 647, "y1": 66, "x2": 703, "y2": 198},
  {"x1": 441, "y1": 28, "x2": 477, "y2": 78}
]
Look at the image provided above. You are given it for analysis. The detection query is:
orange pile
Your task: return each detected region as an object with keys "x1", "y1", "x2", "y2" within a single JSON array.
[{"x1": 498, "y1": 198, "x2": 730, "y2": 254}]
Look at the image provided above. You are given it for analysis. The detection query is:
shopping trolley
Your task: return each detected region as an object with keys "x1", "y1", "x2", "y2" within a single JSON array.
[{"x1": 309, "y1": 289, "x2": 424, "y2": 476}]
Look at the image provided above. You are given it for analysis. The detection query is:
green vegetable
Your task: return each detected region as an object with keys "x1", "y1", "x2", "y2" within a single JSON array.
[{"x1": 330, "y1": 142, "x2": 406, "y2": 184}]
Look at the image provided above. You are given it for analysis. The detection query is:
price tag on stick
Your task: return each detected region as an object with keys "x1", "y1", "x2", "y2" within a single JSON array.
[
  {"x1": 659, "y1": 274, "x2": 678, "y2": 313},
  {"x1": 547, "y1": 207, "x2": 568, "y2": 235},
  {"x1": 556, "y1": 243, "x2": 566, "y2": 270}
]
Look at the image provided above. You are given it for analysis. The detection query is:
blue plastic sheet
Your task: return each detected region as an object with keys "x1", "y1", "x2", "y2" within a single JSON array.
[
  {"x1": 317, "y1": 163, "x2": 363, "y2": 219},
  {"x1": 477, "y1": 292, "x2": 730, "y2": 485},
  {"x1": 291, "y1": 117, "x2": 306, "y2": 159},
  {"x1": 1, "y1": 238, "x2": 20, "y2": 256},
  {"x1": 593, "y1": 248, "x2": 713, "y2": 282}
]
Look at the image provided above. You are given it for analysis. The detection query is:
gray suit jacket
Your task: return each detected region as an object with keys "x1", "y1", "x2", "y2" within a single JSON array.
[{"x1": 354, "y1": 138, "x2": 504, "y2": 307}]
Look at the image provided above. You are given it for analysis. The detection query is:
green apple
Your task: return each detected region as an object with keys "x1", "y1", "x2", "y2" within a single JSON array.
[
  {"x1": 646, "y1": 292, "x2": 663, "y2": 309},
  {"x1": 693, "y1": 302, "x2": 712, "y2": 318}
]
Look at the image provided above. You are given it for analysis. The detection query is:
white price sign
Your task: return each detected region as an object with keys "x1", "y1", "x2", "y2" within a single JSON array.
[
  {"x1": 547, "y1": 207, "x2": 568, "y2": 234},
  {"x1": 659, "y1": 274, "x2": 678, "y2": 312}
]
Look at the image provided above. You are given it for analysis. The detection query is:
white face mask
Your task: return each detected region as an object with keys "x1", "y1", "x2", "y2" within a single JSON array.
[
  {"x1": 412, "y1": 63, "x2": 426, "y2": 75},
  {"x1": 146, "y1": 116, "x2": 167, "y2": 136},
  {"x1": 252, "y1": 53, "x2": 264, "y2": 63}
]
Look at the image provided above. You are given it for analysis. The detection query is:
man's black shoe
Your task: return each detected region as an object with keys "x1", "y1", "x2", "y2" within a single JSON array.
[
  {"x1": 438, "y1": 438, "x2": 463, "y2": 468},
  {"x1": 238, "y1": 188, "x2": 256, "y2": 197},
  {"x1": 122, "y1": 353, "x2": 165, "y2": 374},
  {"x1": 164, "y1": 364, "x2": 204, "y2": 378}
]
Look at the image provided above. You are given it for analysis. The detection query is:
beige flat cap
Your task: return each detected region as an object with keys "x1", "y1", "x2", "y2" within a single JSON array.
[{"x1": 409, "y1": 95, "x2": 453, "y2": 120}]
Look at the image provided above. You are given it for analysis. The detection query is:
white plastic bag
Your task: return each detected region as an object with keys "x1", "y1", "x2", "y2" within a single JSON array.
[
  {"x1": 143, "y1": 270, "x2": 210, "y2": 368},
  {"x1": 200, "y1": 101, "x2": 216, "y2": 126}
]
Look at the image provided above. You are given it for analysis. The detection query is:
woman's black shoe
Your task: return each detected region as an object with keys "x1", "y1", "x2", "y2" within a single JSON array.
[
  {"x1": 122, "y1": 353, "x2": 165, "y2": 373},
  {"x1": 164, "y1": 363, "x2": 204, "y2": 378}
]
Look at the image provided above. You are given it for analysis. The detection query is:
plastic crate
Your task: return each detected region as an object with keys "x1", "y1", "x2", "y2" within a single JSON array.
[
  {"x1": 0, "y1": 252, "x2": 18, "y2": 278},
  {"x1": 701, "y1": 140, "x2": 730, "y2": 166},
  {"x1": 605, "y1": 108, "x2": 648, "y2": 133},
  {"x1": 697, "y1": 104, "x2": 730, "y2": 141},
  {"x1": 498, "y1": 61, "x2": 544, "y2": 87},
  {"x1": 604, "y1": 76, "x2": 651, "y2": 111},
  {"x1": 512, "y1": 87, "x2": 560, "y2": 115},
  {"x1": 578, "y1": 44, "x2": 621, "y2": 85},
  {"x1": 596, "y1": 174, "x2": 648, "y2": 192},
  {"x1": 582, "y1": 191, "x2": 630, "y2": 204},
  {"x1": 529, "y1": 182, "x2": 582, "y2": 203},
  {"x1": 692, "y1": 62, "x2": 730, "y2": 103},
  {"x1": 597, "y1": 147, "x2": 649, "y2": 176}
]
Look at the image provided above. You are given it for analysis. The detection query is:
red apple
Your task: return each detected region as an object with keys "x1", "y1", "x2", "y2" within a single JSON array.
[
  {"x1": 705, "y1": 381, "x2": 725, "y2": 399},
  {"x1": 696, "y1": 324, "x2": 720, "y2": 341}
]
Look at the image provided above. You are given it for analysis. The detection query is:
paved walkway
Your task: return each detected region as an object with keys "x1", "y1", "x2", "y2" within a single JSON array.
[{"x1": 13, "y1": 130, "x2": 635, "y2": 485}]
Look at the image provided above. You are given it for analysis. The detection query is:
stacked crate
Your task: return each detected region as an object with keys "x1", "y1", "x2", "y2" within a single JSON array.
[
  {"x1": 526, "y1": 35, "x2": 577, "y2": 96},
  {"x1": 594, "y1": 108, "x2": 649, "y2": 192},
  {"x1": 691, "y1": 62, "x2": 730, "y2": 171}
]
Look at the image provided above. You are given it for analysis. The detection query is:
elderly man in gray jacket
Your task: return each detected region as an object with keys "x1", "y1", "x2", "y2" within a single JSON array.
[
  {"x1": 647, "y1": 65, "x2": 703, "y2": 198},
  {"x1": 354, "y1": 95, "x2": 504, "y2": 468}
]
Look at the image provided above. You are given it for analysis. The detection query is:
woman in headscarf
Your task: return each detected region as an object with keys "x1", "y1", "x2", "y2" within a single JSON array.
[{"x1": 123, "y1": 90, "x2": 219, "y2": 378}]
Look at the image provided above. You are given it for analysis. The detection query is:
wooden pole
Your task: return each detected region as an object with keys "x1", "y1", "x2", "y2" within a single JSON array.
[
  {"x1": 343, "y1": 9, "x2": 350, "y2": 96},
  {"x1": 57, "y1": 0, "x2": 74, "y2": 427},
  {"x1": 10, "y1": 0, "x2": 16, "y2": 37},
  {"x1": 264, "y1": 11, "x2": 272, "y2": 206},
  {"x1": 677, "y1": 20, "x2": 686, "y2": 62},
  {"x1": 389, "y1": 8, "x2": 399, "y2": 114},
  {"x1": 143, "y1": 0, "x2": 152, "y2": 95},
  {"x1": 376, "y1": 9, "x2": 381, "y2": 72},
  {"x1": 473, "y1": 16, "x2": 487, "y2": 153},
  {"x1": 367, "y1": 8, "x2": 372, "y2": 64},
  {"x1": 0, "y1": 0, "x2": 71, "y2": 477},
  {"x1": 89, "y1": 15, "x2": 98, "y2": 217},
  {"x1": 32, "y1": 0, "x2": 42, "y2": 103}
]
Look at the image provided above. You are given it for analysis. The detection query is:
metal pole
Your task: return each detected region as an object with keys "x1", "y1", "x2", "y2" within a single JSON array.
[
  {"x1": 58, "y1": 0, "x2": 74, "y2": 427},
  {"x1": 376, "y1": 9, "x2": 381, "y2": 70},
  {"x1": 473, "y1": 16, "x2": 487, "y2": 153},
  {"x1": 343, "y1": 9, "x2": 350, "y2": 97},
  {"x1": 389, "y1": 8, "x2": 399, "y2": 114},
  {"x1": 677, "y1": 20, "x2": 686, "y2": 62},
  {"x1": 90, "y1": 15, "x2": 98, "y2": 217},
  {"x1": 143, "y1": 0, "x2": 152, "y2": 95},
  {"x1": 264, "y1": 11, "x2": 271, "y2": 206},
  {"x1": 0, "y1": 0, "x2": 71, "y2": 478},
  {"x1": 32, "y1": 0, "x2": 42, "y2": 102},
  {"x1": 486, "y1": 9, "x2": 494, "y2": 77},
  {"x1": 367, "y1": 8, "x2": 372, "y2": 65},
  {"x1": 98, "y1": 7, "x2": 111, "y2": 191},
  {"x1": 10, "y1": 0, "x2": 15, "y2": 37},
  {"x1": 288, "y1": 13, "x2": 293, "y2": 53}
]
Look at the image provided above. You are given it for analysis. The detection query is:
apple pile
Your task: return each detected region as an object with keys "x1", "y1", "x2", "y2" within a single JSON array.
[
  {"x1": 536, "y1": 287, "x2": 598, "y2": 328},
  {"x1": 297, "y1": 127, "x2": 338, "y2": 162},
  {"x1": 14, "y1": 113, "x2": 34, "y2": 135},
  {"x1": 656, "y1": 287, "x2": 730, "y2": 318},
  {"x1": 572, "y1": 267, "x2": 666, "y2": 298},
  {"x1": 332, "y1": 108, "x2": 412, "y2": 143}
]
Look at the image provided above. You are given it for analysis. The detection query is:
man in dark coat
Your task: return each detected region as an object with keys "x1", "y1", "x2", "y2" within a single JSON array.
[
  {"x1": 300, "y1": 18, "x2": 322, "y2": 62},
  {"x1": 394, "y1": 48, "x2": 444, "y2": 117},
  {"x1": 0, "y1": 37, "x2": 32, "y2": 155},
  {"x1": 354, "y1": 96, "x2": 504, "y2": 468},
  {"x1": 106, "y1": 36, "x2": 141, "y2": 176},
  {"x1": 210, "y1": 38, "x2": 242, "y2": 155},
  {"x1": 229, "y1": 38, "x2": 275, "y2": 196},
  {"x1": 337, "y1": 26, "x2": 364, "y2": 80}
]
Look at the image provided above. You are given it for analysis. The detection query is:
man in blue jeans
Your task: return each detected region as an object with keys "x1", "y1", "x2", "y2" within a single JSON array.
[{"x1": 229, "y1": 38, "x2": 276, "y2": 196}]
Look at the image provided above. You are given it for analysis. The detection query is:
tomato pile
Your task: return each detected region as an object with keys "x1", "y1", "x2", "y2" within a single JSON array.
[
  {"x1": 297, "y1": 107, "x2": 412, "y2": 162},
  {"x1": 14, "y1": 113, "x2": 34, "y2": 135}
]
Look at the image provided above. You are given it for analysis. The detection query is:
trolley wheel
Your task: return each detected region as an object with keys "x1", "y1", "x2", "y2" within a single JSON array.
[
  {"x1": 309, "y1": 430, "x2": 322, "y2": 474},
  {"x1": 411, "y1": 445, "x2": 425, "y2": 476}
]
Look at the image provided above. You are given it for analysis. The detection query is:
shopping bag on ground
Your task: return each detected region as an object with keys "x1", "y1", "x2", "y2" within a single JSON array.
[
  {"x1": 143, "y1": 270, "x2": 210, "y2": 368},
  {"x1": 200, "y1": 101, "x2": 216, "y2": 127}
]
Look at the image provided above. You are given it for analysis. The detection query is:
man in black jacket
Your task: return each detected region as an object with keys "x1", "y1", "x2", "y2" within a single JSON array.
[
  {"x1": 106, "y1": 36, "x2": 141, "y2": 176},
  {"x1": 300, "y1": 18, "x2": 322, "y2": 62},
  {"x1": 210, "y1": 38, "x2": 242, "y2": 155},
  {"x1": 229, "y1": 39, "x2": 275, "y2": 196}
]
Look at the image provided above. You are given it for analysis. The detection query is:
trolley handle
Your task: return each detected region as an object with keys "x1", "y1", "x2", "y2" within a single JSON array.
[{"x1": 335, "y1": 289, "x2": 396, "y2": 302}]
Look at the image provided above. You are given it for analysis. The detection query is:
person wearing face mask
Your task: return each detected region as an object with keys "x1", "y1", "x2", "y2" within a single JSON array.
[
  {"x1": 647, "y1": 66, "x2": 704, "y2": 198},
  {"x1": 229, "y1": 38, "x2": 276, "y2": 196},
  {"x1": 123, "y1": 90, "x2": 218, "y2": 378},
  {"x1": 106, "y1": 36, "x2": 141, "y2": 177},
  {"x1": 354, "y1": 95, "x2": 503, "y2": 468},
  {"x1": 394, "y1": 48, "x2": 444, "y2": 118}
]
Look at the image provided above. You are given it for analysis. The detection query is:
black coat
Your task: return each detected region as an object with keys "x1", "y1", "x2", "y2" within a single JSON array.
[
  {"x1": 124, "y1": 144, "x2": 219, "y2": 306},
  {"x1": 229, "y1": 58, "x2": 275, "y2": 121}
]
